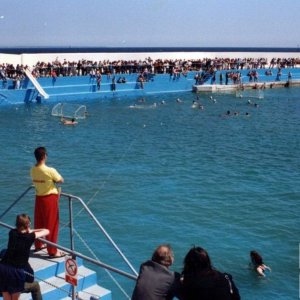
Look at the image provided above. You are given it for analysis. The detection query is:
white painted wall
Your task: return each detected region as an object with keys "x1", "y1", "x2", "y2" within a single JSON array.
[
  {"x1": 0, "y1": 53, "x2": 23, "y2": 65},
  {"x1": 0, "y1": 52, "x2": 299, "y2": 67}
]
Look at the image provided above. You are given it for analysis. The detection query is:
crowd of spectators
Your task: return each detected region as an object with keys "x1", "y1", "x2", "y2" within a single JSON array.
[{"x1": 0, "y1": 56, "x2": 299, "y2": 81}]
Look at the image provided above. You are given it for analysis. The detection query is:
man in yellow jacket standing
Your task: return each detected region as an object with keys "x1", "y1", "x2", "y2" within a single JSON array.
[{"x1": 30, "y1": 146, "x2": 65, "y2": 258}]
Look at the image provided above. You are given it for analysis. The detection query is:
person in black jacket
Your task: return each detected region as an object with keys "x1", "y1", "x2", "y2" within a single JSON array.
[
  {"x1": 131, "y1": 244, "x2": 181, "y2": 300},
  {"x1": 0, "y1": 214, "x2": 49, "y2": 300},
  {"x1": 180, "y1": 246, "x2": 240, "y2": 300}
]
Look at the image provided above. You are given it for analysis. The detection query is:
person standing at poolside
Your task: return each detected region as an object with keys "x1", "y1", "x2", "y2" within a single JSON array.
[
  {"x1": 30, "y1": 147, "x2": 65, "y2": 258},
  {"x1": 96, "y1": 71, "x2": 102, "y2": 91}
]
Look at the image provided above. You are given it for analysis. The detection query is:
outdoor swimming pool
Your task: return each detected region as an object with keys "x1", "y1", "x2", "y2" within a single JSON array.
[{"x1": 0, "y1": 87, "x2": 299, "y2": 299}]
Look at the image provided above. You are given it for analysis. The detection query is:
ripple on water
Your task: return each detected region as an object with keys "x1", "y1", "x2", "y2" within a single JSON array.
[{"x1": 0, "y1": 90, "x2": 299, "y2": 299}]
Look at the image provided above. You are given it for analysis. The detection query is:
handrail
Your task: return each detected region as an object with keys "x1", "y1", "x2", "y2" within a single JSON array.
[
  {"x1": 0, "y1": 185, "x2": 33, "y2": 219},
  {"x1": 0, "y1": 185, "x2": 138, "y2": 280},
  {"x1": 0, "y1": 221, "x2": 137, "y2": 281},
  {"x1": 61, "y1": 191, "x2": 138, "y2": 276}
]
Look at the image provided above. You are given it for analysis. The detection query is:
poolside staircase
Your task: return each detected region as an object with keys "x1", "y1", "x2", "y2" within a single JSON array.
[
  {"x1": 0, "y1": 188, "x2": 136, "y2": 300},
  {"x1": 16, "y1": 248, "x2": 111, "y2": 300}
]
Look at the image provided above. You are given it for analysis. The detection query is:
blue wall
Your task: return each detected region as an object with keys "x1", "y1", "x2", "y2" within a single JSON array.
[
  {"x1": 0, "y1": 72, "x2": 197, "y2": 104},
  {"x1": 0, "y1": 67, "x2": 299, "y2": 105}
]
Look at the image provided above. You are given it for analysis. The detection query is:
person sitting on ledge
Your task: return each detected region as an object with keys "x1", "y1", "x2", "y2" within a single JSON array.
[
  {"x1": 180, "y1": 246, "x2": 240, "y2": 300},
  {"x1": 265, "y1": 70, "x2": 272, "y2": 76},
  {"x1": 132, "y1": 244, "x2": 181, "y2": 300}
]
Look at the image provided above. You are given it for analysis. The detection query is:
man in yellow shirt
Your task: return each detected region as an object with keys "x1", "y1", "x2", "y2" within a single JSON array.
[{"x1": 30, "y1": 147, "x2": 64, "y2": 257}]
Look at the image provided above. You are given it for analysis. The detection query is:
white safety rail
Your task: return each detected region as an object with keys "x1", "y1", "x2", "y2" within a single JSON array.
[
  {"x1": 0, "y1": 186, "x2": 138, "y2": 300},
  {"x1": 24, "y1": 67, "x2": 49, "y2": 99}
]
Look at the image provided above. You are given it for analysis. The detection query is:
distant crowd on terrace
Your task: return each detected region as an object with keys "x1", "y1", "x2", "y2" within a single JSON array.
[{"x1": 0, "y1": 56, "x2": 300, "y2": 80}]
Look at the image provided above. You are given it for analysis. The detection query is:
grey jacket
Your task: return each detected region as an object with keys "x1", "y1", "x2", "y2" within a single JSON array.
[{"x1": 132, "y1": 260, "x2": 181, "y2": 300}]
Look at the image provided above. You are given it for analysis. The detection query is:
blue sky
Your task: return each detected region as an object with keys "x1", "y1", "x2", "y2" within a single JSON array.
[{"x1": 1, "y1": 0, "x2": 300, "y2": 48}]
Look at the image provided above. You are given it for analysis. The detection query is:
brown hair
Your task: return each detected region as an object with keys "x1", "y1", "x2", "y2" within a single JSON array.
[
  {"x1": 151, "y1": 244, "x2": 174, "y2": 267},
  {"x1": 15, "y1": 214, "x2": 31, "y2": 232}
]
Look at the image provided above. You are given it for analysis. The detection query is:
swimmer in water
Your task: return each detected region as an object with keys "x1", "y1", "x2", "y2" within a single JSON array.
[
  {"x1": 192, "y1": 100, "x2": 199, "y2": 109},
  {"x1": 61, "y1": 117, "x2": 78, "y2": 125},
  {"x1": 129, "y1": 104, "x2": 137, "y2": 108},
  {"x1": 209, "y1": 95, "x2": 217, "y2": 103},
  {"x1": 219, "y1": 110, "x2": 231, "y2": 118},
  {"x1": 250, "y1": 250, "x2": 271, "y2": 277},
  {"x1": 247, "y1": 100, "x2": 259, "y2": 108}
]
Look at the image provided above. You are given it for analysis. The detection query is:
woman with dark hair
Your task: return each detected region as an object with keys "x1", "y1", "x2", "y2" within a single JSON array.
[
  {"x1": 250, "y1": 250, "x2": 271, "y2": 277},
  {"x1": 180, "y1": 246, "x2": 240, "y2": 300}
]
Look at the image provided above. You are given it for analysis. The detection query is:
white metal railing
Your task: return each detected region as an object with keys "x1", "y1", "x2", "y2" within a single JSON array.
[{"x1": 0, "y1": 186, "x2": 138, "y2": 299}]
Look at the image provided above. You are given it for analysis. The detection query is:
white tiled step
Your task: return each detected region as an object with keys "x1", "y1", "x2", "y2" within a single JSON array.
[
  {"x1": 61, "y1": 285, "x2": 112, "y2": 300},
  {"x1": 19, "y1": 265, "x2": 111, "y2": 300},
  {"x1": 0, "y1": 248, "x2": 112, "y2": 300}
]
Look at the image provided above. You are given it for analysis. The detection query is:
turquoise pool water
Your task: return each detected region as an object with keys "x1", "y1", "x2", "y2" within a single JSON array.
[{"x1": 0, "y1": 87, "x2": 299, "y2": 299}]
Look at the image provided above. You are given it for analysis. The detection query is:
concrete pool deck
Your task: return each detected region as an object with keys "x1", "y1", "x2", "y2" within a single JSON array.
[{"x1": 193, "y1": 79, "x2": 300, "y2": 93}]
